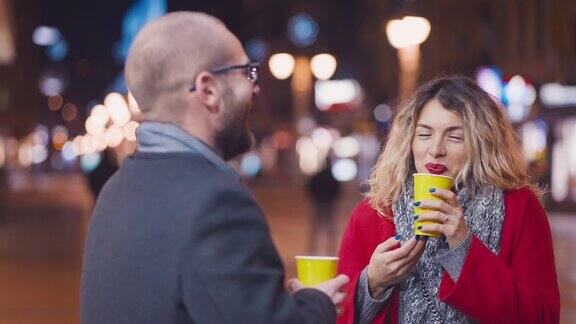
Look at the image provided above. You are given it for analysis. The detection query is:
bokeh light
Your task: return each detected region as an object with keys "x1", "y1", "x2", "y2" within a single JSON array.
[
  {"x1": 48, "y1": 95, "x2": 64, "y2": 111},
  {"x1": 33, "y1": 125, "x2": 50, "y2": 146},
  {"x1": 62, "y1": 142, "x2": 76, "y2": 161},
  {"x1": 18, "y1": 144, "x2": 33, "y2": 168},
  {"x1": 81, "y1": 152, "x2": 102, "y2": 172},
  {"x1": 268, "y1": 53, "x2": 295, "y2": 80},
  {"x1": 288, "y1": 13, "x2": 319, "y2": 47},
  {"x1": 331, "y1": 159, "x2": 358, "y2": 182},
  {"x1": 123, "y1": 121, "x2": 140, "y2": 142},
  {"x1": 296, "y1": 116, "x2": 317, "y2": 136},
  {"x1": 310, "y1": 54, "x2": 337, "y2": 80},
  {"x1": 81, "y1": 135, "x2": 97, "y2": 155},
  {"x1": 373, "y1": 104, "x2": 393, "y2": 123},
  {"x1": 104, "y1": 93, "x2": 131, "y2": 126},
  {"x1": 61, "y1": 103, "x2": 78, "y2": 121},
  {"x1": 105, "y1": 125, "x2": 125, "y2": 147},
  {"x1": 476, "y1": 66, "x2": 503, "y2": 101},
  {"x1": 241, "y1": 152, "x2": 262, "y2": 177},
  {"x1": 296, "y1": 137, "x2": 322, "y2": 175},
  {"x1": 39, "y1": 76, "x2": 65, "y2": 96},
  {"x1": 385, "y1": 16, "x2": 431, "y2": 49},
  {"x1": 31, "y1": 145, "x2": 48, "y2": 164},
  {"x1": 311, "y1": 127, "x2": 334, "y2": 151},
  {"x1": 333, "y1": 136, "x2": 360, "y2": 158},
  {"x1": 272, "y1": 130, "x2": 291, "y2": 150},
  {"x1": 51, "y1": 125, "x2": 69, "y2": 151},
  {"x1": 32, "y1": 26, "x2": 61, "y2": 46},
  {"x1": 246, "y1": 38, "x2": 269, "y2": 62},
  {"x1": 46, "y1": 39, "x2": 69, "y2": 62}
]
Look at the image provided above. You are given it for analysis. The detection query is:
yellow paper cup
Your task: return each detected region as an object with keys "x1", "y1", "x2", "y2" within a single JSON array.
[
  {"x1": 295, "y1": 256, "x2": 338, "y2": 287},
  {"x1": 413, "y1": 173, "x2": 454, "y2": 237}
]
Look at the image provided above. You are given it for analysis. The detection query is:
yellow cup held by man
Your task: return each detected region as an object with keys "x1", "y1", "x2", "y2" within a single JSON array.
[
  {"x1": 295, "y1": 256, "x2": 339, "y2": 287},
  {"x1": 413, "y1": 173, "x2": 454, "y2": 237}
]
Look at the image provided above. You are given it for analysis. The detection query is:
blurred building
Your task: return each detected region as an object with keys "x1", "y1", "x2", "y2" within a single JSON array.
[{"x1": 1, "y1": 0, "x2": 576, "y2": 210}]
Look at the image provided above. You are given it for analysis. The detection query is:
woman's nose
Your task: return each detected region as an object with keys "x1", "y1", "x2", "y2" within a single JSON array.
[{"x1": 428, "y1": 137, "x2": 447, "y2": 158}]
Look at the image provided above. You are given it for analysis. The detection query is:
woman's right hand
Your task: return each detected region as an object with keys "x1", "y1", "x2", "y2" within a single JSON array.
[{"x1": 366, "y1": 236, "x2": 426, "y2": 298}]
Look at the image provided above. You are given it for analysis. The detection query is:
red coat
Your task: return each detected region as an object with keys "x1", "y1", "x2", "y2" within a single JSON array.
[{"x1": 337, "y1": 188, "x2": 560, "y2": 323}]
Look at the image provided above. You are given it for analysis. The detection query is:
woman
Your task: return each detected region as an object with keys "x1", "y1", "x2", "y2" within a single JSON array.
[{"x1": 337, "y1": 76, "x2": 560, "y2": 323}]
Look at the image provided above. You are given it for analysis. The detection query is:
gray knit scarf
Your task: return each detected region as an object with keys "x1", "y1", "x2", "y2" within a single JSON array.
[{"x1": 393, "y1": 177, "x2": 505, "y2": 323}]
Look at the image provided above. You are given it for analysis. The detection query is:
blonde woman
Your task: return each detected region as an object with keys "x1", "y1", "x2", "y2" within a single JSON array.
[{"x1": 337, "y1": 76, "x2": 559, "y2": 323}]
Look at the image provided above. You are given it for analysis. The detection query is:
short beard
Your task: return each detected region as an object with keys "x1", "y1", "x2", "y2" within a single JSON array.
[
  {"x1": 214, "y1": 88, "x2": 253, "y2": 161},
  {"x1": 214, "y1": 122, "x2": 252, "y2": 161}
]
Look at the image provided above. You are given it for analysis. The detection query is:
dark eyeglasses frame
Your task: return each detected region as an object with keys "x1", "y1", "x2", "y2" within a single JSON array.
[{"x1": 189, "y1": 62, "x2": 260, "y2": 92}]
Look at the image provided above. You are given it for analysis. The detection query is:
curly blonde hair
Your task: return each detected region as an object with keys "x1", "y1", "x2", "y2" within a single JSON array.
[{"x1": 366, "y1": 76, "x2": 541, "y2": 216}]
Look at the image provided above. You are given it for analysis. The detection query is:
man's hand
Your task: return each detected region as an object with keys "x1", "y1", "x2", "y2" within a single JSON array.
[{"x1": 288, "y1": 274, "x2": 350, "y2": 307}]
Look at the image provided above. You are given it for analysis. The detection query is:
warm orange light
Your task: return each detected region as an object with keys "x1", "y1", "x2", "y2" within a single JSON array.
[
  {"x1": 62, "y1": 103, "x2": 77, "y2": 121},
  {"x1": 48, "y1": 95, "x2": 64, "y2": 111}
]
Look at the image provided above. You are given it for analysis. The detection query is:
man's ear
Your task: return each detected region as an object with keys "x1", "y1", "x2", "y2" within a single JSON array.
[{"x1": 194, "y1": 71, "x2": 221, "y2": 113}]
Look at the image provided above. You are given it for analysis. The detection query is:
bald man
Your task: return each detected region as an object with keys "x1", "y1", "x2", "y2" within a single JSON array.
[{"x1": 81, "y1": 11, "x2": 348, "y2": 324}]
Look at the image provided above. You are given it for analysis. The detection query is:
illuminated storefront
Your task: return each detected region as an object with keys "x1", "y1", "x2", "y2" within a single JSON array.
[{"x1": 539, "y1": 83, "x2": 576, "y2": 211}]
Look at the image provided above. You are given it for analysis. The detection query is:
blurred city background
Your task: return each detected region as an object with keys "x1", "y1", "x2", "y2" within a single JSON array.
[{"x1": 0, "y1": 0, "x2": 575, "y2": 322}]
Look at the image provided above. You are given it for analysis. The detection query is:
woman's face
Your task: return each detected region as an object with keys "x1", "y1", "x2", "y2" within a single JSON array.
[{"x1": 412, "y1": 99, "x2": 465, "y2": 179}]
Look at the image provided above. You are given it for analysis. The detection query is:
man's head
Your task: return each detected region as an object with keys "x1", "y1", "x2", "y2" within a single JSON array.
[{"x1": 125, "y1": 11, "x2": 259, "y2": 160}]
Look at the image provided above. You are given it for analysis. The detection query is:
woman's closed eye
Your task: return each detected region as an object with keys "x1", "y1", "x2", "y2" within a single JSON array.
[
  {"x1": 417, "y1": 133, "x2": 432, "y2": 138},
  {"x1": 448, "y1": 134, "x2": 463, "y2": 142}
]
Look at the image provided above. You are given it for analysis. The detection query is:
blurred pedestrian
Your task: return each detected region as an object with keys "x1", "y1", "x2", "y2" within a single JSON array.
[{"x1": 307, "y1": 157, "x2": 341, "y2": 255}]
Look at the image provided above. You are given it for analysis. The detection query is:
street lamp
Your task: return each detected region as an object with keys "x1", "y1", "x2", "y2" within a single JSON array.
[
  {"x1": 268, "y1": 52, "x2": 337, "y2": 120},
  {"x1": 310, "y1": 53, "x2": 337, "y2": 80},
  {"x1": 268, "y1": 53, "x2": 296, "y2": 80},
  {"x1": 385, "y1": 16, "x2": 431, "y2": 98}
]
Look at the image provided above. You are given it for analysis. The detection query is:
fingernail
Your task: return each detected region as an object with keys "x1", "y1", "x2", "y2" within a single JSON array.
[
  {"x1": 417, "y1": 226, "x2": 423, "y2": 230},
  {"x1": 413, "y1": 215, "x2": 419, "y2": 220},
  {"x1": 429, "y1": 188, "x2": 436, "y2": 193},
  {"x1": 415, "y1": 235, "x2": 420, "y2": 241},
  {"x1": 395, "y1": 234, "x2": 402, "y2": 240},
  {"x1": 414, "y1": 201, "x2": 421, "y2": 207}
]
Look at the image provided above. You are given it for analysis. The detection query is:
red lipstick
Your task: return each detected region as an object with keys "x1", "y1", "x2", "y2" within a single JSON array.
[{"x1": 425, "y1": 163, "x2": 447, "y2": 174}]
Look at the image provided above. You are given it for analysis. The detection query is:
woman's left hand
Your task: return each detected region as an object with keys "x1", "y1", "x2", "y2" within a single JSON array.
[{"x1": 416, "y1": 188, "x2": 469, "y2": 249}]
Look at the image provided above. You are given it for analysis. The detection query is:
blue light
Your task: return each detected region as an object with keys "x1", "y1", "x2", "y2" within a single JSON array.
[
  {"x1": 62, "y1": 143, "x2": 76, "y2": 162},
  {"x1": 534, "y1": 118, "x2": 549, "y2": 134},
  {"x1": 113, "y1": 0, "x2": 167, "y2": 63},
  {"x1": 241, "y1": 152, "x2": 262, "y2": 177},
  {"x1": 33, "y1": 26, "x2": 61, "y2": 46},
  {"x1": 81, "y1": 152, "x2": 102, "y2": 173},
  {"x1": 246, "y1": 38, "x2": 268, "y2": 62},
  {"x1": 109, "y1": 73, "x2": 128, "y2": 94},
  {"x1": 475, "y1": 66, "x2": 503, "y2": 101},
  {"x1": 288, "y1": 13, "x2": 319, "y2": 47},
  {"x1": 331, "y1": 159, "x2": 358, "y2": 182},
  {"x1": 46, "y1": 39, "x2": 68, "y2": 62}
]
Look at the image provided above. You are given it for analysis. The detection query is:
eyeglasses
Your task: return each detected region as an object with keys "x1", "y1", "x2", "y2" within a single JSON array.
[{"x1": 189, "y1": 62, "x2": 260, "y2": 92}]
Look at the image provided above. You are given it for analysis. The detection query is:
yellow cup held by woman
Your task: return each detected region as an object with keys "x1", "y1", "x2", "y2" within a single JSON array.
[
  {"x1": 413, "y1": 173, "x2": 454, "y2": 237},
  {"x1": 295, "y1": 256, "x2": 339, "y2": 287}
]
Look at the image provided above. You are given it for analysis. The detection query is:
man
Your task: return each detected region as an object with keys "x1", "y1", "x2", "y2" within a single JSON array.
[{"x1": 81, "y1": 11, "x2": 348, "y2": 323}]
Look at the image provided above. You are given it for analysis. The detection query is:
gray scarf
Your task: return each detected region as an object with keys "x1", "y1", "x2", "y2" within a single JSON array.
[{"x1": 393, "y1": 177, "x2": 505, "y2": 323}]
